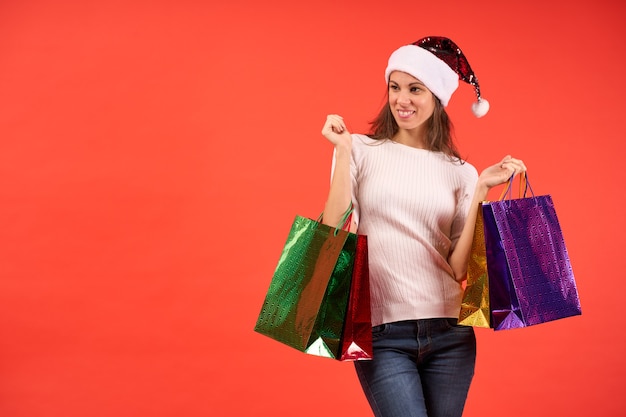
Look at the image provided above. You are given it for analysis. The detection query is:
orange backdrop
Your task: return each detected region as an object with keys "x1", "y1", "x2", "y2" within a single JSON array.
[{"x1": 1, "y1": 0, "x2": 624, "y2": 416}]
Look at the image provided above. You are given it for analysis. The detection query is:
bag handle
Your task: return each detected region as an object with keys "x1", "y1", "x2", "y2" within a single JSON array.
[
  {"x1": 499, "y1": 172, "x2": 535, "y2": 201},
  {"x1": 318, "y1": 202, "x2": 354, "y2": 236}
]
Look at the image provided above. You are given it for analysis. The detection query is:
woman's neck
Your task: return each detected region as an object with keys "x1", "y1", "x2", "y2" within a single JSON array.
[{"x1": 392, "y1": 128, "x2": 428, "y2": 150}]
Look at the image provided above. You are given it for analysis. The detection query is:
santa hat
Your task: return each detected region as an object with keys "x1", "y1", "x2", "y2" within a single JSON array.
[{"x1": 385, "y1": 36, "x2": 490, "y2": 118}]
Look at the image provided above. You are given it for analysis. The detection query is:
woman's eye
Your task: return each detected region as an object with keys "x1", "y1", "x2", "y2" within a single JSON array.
[
  {"x1": 389, "y1": 85, "x2": 399, "y2": 91},
  {"x1": 410, "y1": 87, "x2": 421, "y2": 93}
]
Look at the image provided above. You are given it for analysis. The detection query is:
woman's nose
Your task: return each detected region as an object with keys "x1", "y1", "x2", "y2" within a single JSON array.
[{"x1": 398, "y1": 93, "x2": 411, "y2": 104}]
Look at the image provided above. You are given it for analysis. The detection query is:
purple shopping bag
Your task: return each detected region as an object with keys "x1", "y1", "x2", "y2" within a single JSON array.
[{"x1": 483, "y1": 174, "x2": 582, "y2": 330}]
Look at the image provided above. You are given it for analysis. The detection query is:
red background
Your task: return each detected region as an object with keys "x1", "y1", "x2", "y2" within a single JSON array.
[{"x1": 1, "y1": 1, "x2": 624, "y2": 416}]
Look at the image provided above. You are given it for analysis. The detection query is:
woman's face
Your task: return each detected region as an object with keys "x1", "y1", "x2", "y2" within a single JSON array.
[{"x1": 388, "y1": 71, "x2": 436, "y2": 133}]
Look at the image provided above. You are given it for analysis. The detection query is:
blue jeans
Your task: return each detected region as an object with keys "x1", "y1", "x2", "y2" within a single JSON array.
[{"x1": 354, "y1": 319, "x2": 476, "y2": 417}]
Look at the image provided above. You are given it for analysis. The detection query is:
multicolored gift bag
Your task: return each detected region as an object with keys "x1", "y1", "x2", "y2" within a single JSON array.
[
  {"x1": 458, "y1": 207, "x2": 491, "y2": 328},
  {"x1": 254, "y1": 213, "x2": 372, "y2": 360},
  {"x1": 459, "y1": 173, "x2": 582, "y2": 330}
]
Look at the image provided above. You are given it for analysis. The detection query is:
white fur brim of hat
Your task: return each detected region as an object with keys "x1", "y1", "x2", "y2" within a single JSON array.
[{"x1": 385, "y1": 45, "x2": 459, "y2": 107}]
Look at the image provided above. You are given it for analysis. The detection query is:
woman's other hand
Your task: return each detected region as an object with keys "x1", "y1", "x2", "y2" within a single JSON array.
[
  {"x1": 478, "y1": 155, "x2": 527, "y2": 191},
  {"x1": 322, "y1": 114, "x2": 352, "y2": 150}
]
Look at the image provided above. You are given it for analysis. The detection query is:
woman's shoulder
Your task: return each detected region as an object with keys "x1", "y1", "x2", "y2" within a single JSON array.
[
  {"x1": 433, "y1": 154, "x2": 478, "y2": 182},
  {"x1": 351, "y1": 133, "x2": 379, "y2": 146},
  {"x1": 458, "y1": 158, "x2": 478, "y2": 174},
  {"x1": 349, "y1": 134, "x2": 380, "y2": 159},
  {"x1": 454, "y1": 158, "x2": 479, "y2": 183},
  {"x1": 351, "y1": 134, "x2": 390, "y2": 153}
]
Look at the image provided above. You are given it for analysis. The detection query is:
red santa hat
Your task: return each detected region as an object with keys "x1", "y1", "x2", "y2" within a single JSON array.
[{"x1": 385, "y1": 36, "x2": 490, "y2": 118}]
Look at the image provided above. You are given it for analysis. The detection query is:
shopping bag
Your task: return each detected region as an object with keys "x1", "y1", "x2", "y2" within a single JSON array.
[
  {"x1": 482, "y1": 174, "x2": 582, "y2": 330},
  {"x1": 458, "y1": 207, "x2": 491, "y2": 328},
  {"x1": 459, "y1": 173, "x2": 582, "y2": 330},
  {"x1": 338, "y1": 234, "x2": 372, "y2": 360},
  {"x1": 459, "y1": 177, "x2": 526, "y2": 329},
  {"x1": 254, "y1": 209, "x2": 372, "y2": 360},
  {"x1": 487, "y1": 175, "x2": 581, "y2": 329},
  {"x1": 483, "y1": 198, "x2": 526, "y2": 330}
]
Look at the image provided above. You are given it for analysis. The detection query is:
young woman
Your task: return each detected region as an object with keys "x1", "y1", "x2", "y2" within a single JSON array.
[{"x1": 321, "y1": 37, "x2": 526, "y2": 417}]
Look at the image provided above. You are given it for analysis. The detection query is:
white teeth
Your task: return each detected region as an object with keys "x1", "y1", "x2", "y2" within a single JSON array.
[{"x1": 398, "y1": 110, "x2": 414, "y2": 117}]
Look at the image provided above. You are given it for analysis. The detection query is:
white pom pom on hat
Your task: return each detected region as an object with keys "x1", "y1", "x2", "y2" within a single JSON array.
[
  {"x1": 385, "y1": 36, "x2": 489, "y2": 118},
  {"x1": 471, "y1": 98, "x2": 490, "y2": 118}
]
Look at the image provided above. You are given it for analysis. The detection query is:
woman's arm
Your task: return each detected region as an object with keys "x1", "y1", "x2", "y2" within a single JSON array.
[
  {"x1": 448, "y1": 155, "x2": 526, "y2": 281},
  {"x1": 320, "y1": 115, "x2": 356, "y2": 232}
]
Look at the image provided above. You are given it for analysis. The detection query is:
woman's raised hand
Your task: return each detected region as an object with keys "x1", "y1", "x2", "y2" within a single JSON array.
[
  {"x1": 479, "y1": 155, "x2": 527, "y2": 190},
  {"x1": 322, "y1": 114, "x2": 352, "y2": 149}
]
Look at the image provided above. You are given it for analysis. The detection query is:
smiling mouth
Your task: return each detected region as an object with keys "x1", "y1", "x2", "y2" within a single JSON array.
[{"x1": 397, "y1": 110, "x2": 415, "y2": 119}]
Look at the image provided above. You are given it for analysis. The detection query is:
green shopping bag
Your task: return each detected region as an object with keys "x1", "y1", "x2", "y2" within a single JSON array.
[{"x1": 254, "y1": 209, "x2": 369, "y2": 360}]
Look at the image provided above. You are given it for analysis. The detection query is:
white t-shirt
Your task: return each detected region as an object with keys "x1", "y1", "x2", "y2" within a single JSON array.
[{"x1": 336, "y1": 134, "x2": 478, "y2": 327}]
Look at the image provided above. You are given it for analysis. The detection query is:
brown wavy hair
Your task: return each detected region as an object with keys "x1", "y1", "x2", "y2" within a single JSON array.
[{"x1": 368, "y1": 94, "x2": 462, "y2": 161}]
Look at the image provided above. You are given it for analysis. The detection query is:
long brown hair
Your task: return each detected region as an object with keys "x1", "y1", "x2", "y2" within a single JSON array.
[{"x1": 368, "y1": 93, "x2": 462, "y2": 161}]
